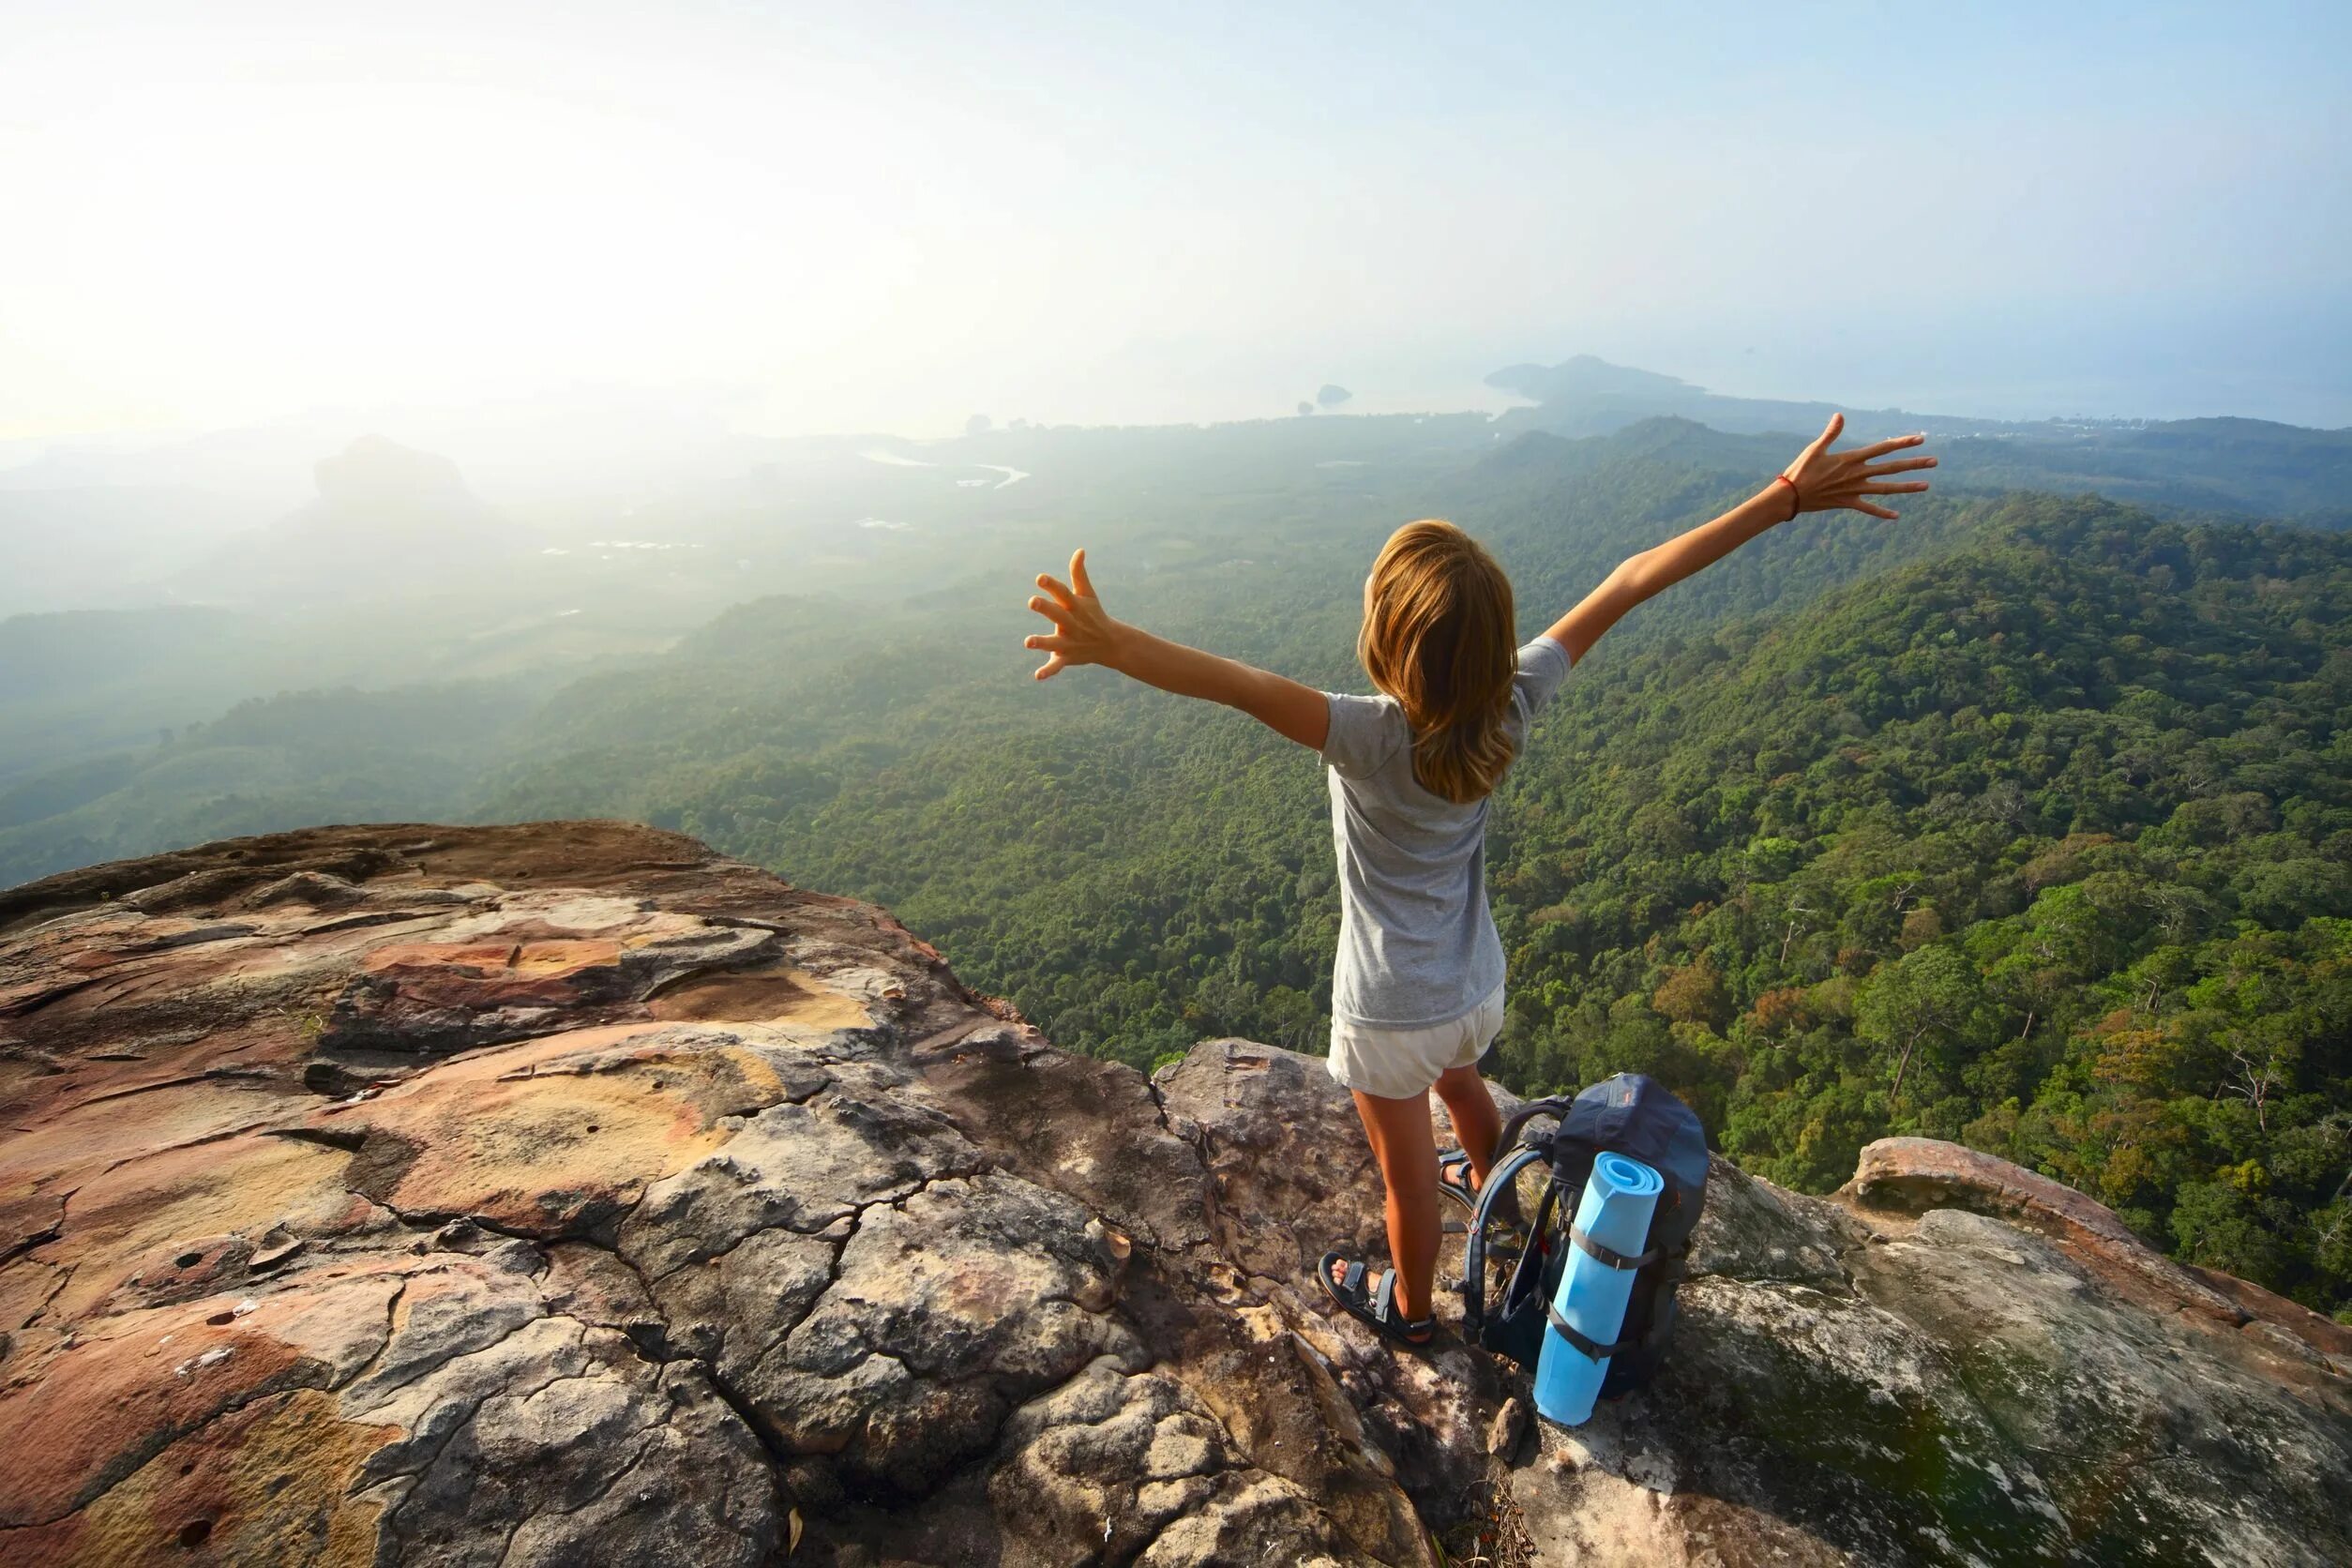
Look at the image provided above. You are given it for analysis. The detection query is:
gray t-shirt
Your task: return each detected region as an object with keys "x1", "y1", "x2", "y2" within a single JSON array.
[{"x1": 1320, "y1": 635, "x2": 1574, "y2": 1031}]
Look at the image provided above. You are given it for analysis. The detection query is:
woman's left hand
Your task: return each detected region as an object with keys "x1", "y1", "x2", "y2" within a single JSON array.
[
  {"x1": 1025, "y1": 549, "x2": 1123, "y2": 680},
  {"x1": 1781, "y1": 414, "x2": 1937, "y2": 520}
]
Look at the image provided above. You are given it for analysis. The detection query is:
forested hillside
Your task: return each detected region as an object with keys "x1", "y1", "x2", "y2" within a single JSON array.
[{"x1": 1486, "y1": 499, "x2": 2352, "y2": 1312}]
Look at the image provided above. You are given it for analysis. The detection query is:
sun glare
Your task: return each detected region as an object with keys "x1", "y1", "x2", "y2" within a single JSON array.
[{"x1": 4, "y1": 67, "x2": 926, "y2": 431}]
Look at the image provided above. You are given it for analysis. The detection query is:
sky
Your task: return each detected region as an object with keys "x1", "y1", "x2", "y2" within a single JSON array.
[{"x1": 3, "y1": 0, "x2": 2348, "y2": 449}]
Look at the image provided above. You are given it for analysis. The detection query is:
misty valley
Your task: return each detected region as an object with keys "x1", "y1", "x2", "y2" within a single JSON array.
[{"x1": 6, "y1": 358, "x2": 2350, "y2": 1324}]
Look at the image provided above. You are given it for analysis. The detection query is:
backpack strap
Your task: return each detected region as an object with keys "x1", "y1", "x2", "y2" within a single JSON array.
[
  {"x1": 1491, "y1": 1096, "x2": 1575, "y2": 1164},
  {"x1": 1544, "y1": 1299, "x2": 1640, "y2": 1361},
  {"x1": 1563, "y1": 1165, "x2": 1683, "y2": 1271},
  {"x1": 1567, "y1": 1225, "x2": 1662, "y2": 1272},
  {"x1": 1457, "y1": 1145, "x2": 1548, "y2": 1339}
]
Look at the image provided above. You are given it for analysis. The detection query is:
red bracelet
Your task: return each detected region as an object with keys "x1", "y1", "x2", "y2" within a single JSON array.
[{"x1": 1772, "y1": 474, "x2": 1800, "y2": 520}]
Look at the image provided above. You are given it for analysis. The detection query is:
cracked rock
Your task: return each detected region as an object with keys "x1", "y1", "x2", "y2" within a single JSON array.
[{"x1": 3, "y1": 822, "x2": 2346, "y2": 1567}]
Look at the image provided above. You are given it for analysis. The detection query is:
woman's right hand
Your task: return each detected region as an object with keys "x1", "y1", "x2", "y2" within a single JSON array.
[
  {"x1": 1781, "y1": 413, "x2": 1937, "y2": 520},
  {"x1": 1024, "y1": 549, "x2": 1124, "y2": 680}
]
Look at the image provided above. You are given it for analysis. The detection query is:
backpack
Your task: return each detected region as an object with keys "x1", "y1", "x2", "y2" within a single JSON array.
[{"x1": 1458, "y1": 1073, "x2": 1710, "y2": 1399}]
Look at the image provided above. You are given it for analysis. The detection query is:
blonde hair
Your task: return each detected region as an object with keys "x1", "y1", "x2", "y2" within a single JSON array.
[{"x1": 1359, "y1": 520, "x2": 1517, "y2": 804}]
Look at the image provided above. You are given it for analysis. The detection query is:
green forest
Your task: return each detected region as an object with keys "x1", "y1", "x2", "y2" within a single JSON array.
[{"x1": 4, "y1": 412, "x2": 2347, "y2": 1319}]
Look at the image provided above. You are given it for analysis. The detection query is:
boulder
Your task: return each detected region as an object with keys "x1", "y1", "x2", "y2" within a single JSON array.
[{"x1": 1, "y1": 822, "x2": 2344, "y2": 1565}]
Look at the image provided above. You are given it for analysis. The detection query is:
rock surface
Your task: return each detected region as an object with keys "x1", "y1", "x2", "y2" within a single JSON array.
[{"x1": 2, "y1": 823, "x2": 2346, "y2": 1566}]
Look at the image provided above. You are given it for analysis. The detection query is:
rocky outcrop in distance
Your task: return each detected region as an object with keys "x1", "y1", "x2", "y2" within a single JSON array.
[
  {"x1": 175, "y1": 435, "x2": 523, "y2": 603},
  {"x1": 2, "y1": 822, "x2": 2346, "y2": 1566}
]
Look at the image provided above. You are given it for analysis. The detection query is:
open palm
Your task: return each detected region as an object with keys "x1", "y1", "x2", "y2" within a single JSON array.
[
  {"x1": 1024, "y1": 549, "x2": 1121, "y2": 680},
  {"x1": 1783, "y1": 414, "x2": 1937, "y2": 520}
]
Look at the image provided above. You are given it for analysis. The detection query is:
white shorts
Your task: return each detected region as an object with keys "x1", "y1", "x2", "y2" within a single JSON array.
[{"x1": 1326, "y1": 983, "x2": 1505, "y2": 1101}]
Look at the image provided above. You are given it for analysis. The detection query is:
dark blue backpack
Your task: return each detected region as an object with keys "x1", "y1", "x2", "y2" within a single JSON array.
[{"x1": 1458, "y1": 1073, "x2": 1710, "y2": 1396}]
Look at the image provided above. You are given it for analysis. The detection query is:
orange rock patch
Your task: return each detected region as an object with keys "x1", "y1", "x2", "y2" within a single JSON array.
[
  {"x1": 311, "y1": 1026, "x2": 786, "y2": 1235},
  {"x1": 359, "y1": 937, "x2": 626, "y2": 979},
  {"x1": 0, "y1": 1302, "x2": 309, "y2": 1527},
  {"x1": 0, "y1": 1080, "x2": 294, "y2": 1228},
  {"x1": 29, "y1": 1135, "x2": 355, "y2": 1323},
  {"x1": 0, "y1": 1263, "x2": 405, "y2": 1530},
  {"x1": 649, "y1": 965, "x2": 872, "y2": 1030},
  {"x1": 0, "y1": 1388, "x2": 395, "y2": 1566}
]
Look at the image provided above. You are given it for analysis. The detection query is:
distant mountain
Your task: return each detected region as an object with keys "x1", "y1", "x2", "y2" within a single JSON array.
[
  {"x1": 1487, "y1": 354, "x2": 1700, "y2": 402},
  {"x1": 0, "y1": 413, "x2": 371, "y2": 514},
  {"x1": 314, "y1": 433, "x2": 475, "y2": 512},
  {"x1": 1487, "y1": 354, "x2": 2000, "y2": 444},
  {"x1": 178, "y1": 435, "x2": 531, "y2": 604},
  {"x1": 1937, "y1": 415, "x2": 2352, "y2": 520},
  {"x1": 0, "y1": 486, "x2": 256, "y2": 616},
  {"x1": 1489, "y1": 358, "x2": 2352, "y2": 520}
]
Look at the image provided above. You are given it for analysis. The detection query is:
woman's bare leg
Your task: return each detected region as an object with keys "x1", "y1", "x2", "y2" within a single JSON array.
[
  {"x1": 1434, "y1": 1063, "x2": 1502, "y2": 1188},
  {"x1": 1333, "y1": 1085, "x2": 1442, "y2": 1322}
]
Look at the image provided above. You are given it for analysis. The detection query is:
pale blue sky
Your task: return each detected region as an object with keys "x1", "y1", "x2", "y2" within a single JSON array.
[{"x1": 3, "y1": 0, "x2": 2346, "y2": 440}]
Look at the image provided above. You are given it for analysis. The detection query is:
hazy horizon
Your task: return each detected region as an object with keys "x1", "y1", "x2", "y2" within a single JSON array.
[{"x1": 5, "y1": 1, "x2": 2349, "y2": 456}]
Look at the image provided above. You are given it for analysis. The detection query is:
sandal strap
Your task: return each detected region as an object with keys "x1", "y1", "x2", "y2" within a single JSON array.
[
  {"x1": 1319, "y1": 1252, "x2": 1434, "y2": 1344},
  {"x1": 1373, "y1": 1268, "x2": 1434, "y2": 1336}
]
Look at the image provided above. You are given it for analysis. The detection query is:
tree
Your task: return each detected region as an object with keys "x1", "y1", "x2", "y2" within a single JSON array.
[
  {"x1": 1856, "y1": 945, "x2": 1985, "y2": 1109},
  {"x1": 2170, "y1": 1178, "x2": 2284, "y2": 1286},
  {"x1": 1653, "y1": 954, "x2": 1732, "y2": 1030},
  {"x1": 1744, "y1": 987, "x2": 1811, "y2": 1044}
]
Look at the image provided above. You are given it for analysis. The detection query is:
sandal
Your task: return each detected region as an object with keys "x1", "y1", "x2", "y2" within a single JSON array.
[
  {"x1": 1439, "y1": 1149, "x2": 1529, "y2": 1252},
  {"x1": 1318, "y1": 1251, "x2": 1436, "y2": 1349},
  {"x1": 1436, "y1": 1148, "x2": 1481, "y2": 1212}
]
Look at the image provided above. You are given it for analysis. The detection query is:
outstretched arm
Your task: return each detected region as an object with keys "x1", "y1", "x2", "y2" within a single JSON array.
[
  {"x1": 1024, "y1": 550, "x2": 1330, "y2": 749},
  {"x1": 1545, "y1": 414, "x2": 1936, "y2": 665}
]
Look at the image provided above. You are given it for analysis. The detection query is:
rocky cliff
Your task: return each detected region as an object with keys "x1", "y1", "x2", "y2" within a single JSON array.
[{"x1": 2, "y1": 823, "x2": 2347, "y2": 1566}]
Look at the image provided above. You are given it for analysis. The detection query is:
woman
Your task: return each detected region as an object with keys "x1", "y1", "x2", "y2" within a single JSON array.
[{"x1": 1022, "y1": 414, "x2": 1933, "y2": 1347}]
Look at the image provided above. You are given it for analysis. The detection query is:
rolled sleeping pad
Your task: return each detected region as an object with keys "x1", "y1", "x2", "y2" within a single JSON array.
[{"x1": 1532, "y1": 1150, "x2": 1665, "y2": 1426}]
